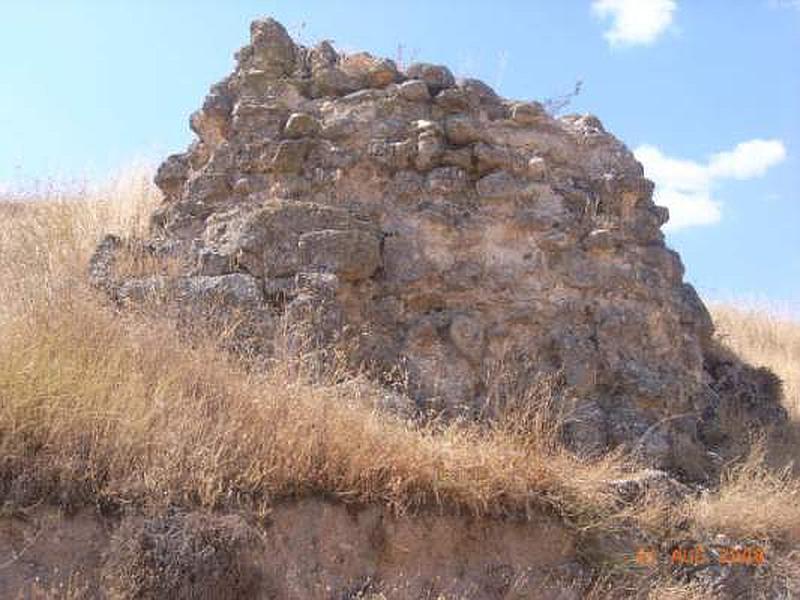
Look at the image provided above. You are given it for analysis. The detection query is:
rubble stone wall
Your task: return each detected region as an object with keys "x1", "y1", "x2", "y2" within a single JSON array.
[{"x1": 92, "y1": 18, "x2": 786, "y2": 478}]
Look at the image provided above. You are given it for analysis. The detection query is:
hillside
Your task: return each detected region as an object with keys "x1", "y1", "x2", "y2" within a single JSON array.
[{"x1": 0, "y1": 171, "x2": 798, "y2": 598}]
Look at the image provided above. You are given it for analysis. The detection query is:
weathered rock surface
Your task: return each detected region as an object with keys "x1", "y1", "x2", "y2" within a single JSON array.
[{"x1": 92, "y1": 18, "x2": 786, "y2": 477}]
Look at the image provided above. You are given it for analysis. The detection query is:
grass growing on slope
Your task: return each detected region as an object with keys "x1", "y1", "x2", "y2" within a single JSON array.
[
  {"x1": 710, "y1": 303, "x2": 800, "y2": 420},
  {"x1": 1, "y1": 171, "x2": 799, "y2": 598},
  {"x1": 0, "y1": 173, "x2": 623, "y2": 522}
]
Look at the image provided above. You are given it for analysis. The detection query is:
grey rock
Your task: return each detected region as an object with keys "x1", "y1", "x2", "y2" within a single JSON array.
[
  {"x1": 527, "y1": 156, "x2": 547, "y2": 181},
  {"x1": 283, "y1": 112, "x2": 319, "y2": 139},
  {"x1": 457, "y1": 78, "x2": 499, "y2": 102},
  {"x1": 248, "y1": 18, "x2": 296, "y2": 77},
  {"x1": 444, "y1": 114, "x2": 483, "y2": 146},
  {"x1": 415, "y1": 130, "x2": 444, "y2": 170},
  {"x1": 473, "y1": 142, "x2": 519, "y2": 175},
  {"x1": 426, "y1": 166, "x2": 468, "y2": 195},
  {"x1": 270, "y1": 139, "x2": 311, "y2": 172},
  {"x1": 88, "y1": 234, "x2": 122, "y2": 288},
  {"x1": 440, "y1": 147, "x2": 473, "y2": 170},
  {"x1": 449, "y1": 314, "x2": 485, "y2": 362},
  {"x1": 368, "y1": 138, "x2": 416, "y2": 170},
  {"x1": 340, "y1": 52, "x2": 399, "y2": 89},
  {"x1": 154, "y1": 154, "x2": 190, "y2": 198},
  {"x1": 475, "y1": 170, "x2": 521, "y2": 201},
  {"x1": 309, "y1": 40, "x2": 338, "y2": 71},
  {"x1": 310, "y1": 67, "x2": 361, "y2": 98},
  {"x1": 405, "y1": 62, "x2": 455, "y2": 94},
  {"x1": 397, "y1": 80, "x2": 431, "y2": 102},
  {"x1": 510, "y1": 101, "x2": 546, "y2": 124},
  {"x1": 561, "y1": 400, "x2": 609, "y2": 458},
  {"x1": 173, "y1": 273, "x2": 265, "y2": 306},
  {"x1": 607, "y1": 469, "x2": 690, "y2": 504},
  {"x1": 434, "y1": 88, "x2": 471, "y2": 112},
  {"x1": 298, "y1": 229, "x2": 382, "y2": 281},
  {"x1": 117, "y1": 275, "x2": 170, "y2": 304}
]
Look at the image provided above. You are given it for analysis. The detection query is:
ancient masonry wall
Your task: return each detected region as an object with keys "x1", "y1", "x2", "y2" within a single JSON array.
[{"x1": 91, "y1": 18, "x2": 785, "y2": 477}]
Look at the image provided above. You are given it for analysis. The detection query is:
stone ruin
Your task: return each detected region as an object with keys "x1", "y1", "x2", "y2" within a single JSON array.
[{"x1": 91, "y1": 18, "x2": 786, "y2": 478}]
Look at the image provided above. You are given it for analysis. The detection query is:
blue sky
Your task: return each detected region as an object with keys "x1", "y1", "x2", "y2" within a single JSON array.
[{"x1": 1, "y1": 1, "x2": 798, "y2": 307}]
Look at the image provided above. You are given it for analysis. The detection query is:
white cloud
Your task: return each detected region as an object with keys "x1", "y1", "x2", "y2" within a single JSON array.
[
  {"x1": 770, "y1": 0, "x2": 800, "y2": 11},
  {"x1": 652, "y1": 187, "x2": 722, "y2": 230},
  {"x1": 634, "y1": 145, "x2": 710, "y2": 190},
  {"x1": 592, "y1": 0, "x2": 677, "y2": 46},
  {"x1": 634, "y1": 139, "x2": 786, "y2": 231},
  {"x1": 708, "y1": 139, "x2": 787, "y2": 180}
]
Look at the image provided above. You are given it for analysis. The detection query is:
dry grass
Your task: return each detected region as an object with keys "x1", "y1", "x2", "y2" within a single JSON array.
[
  {"x1": 103, "y1": 511, "x2": 264, "y2": 599},
  {"x1": 689, "y1": 308, "x2": 800, "y2": 596},
  {"x1": 17, "y1": 576, "x2": 90, "y2": 600},
  {"x1": 682, "y1": 442, "x2": 800, "y2": 596},
  {"x1": 687, "y1": 443, "x2": 800, "y2": 544},
  {"x1": 710, "y1": 304, "x2": 800, "y2": 420},
  {"x1": 0, "y1": 167, "x2": 155, "y2": 327},
  {"x1": 1, "y1": 170, "x2": 799, "y2": 597},
  {"x1": 0, "y1": 294, "x2": 626, "y2": 518},
  {"x1": 0, "y1": 170, "x2": 624, "y2": 523}
]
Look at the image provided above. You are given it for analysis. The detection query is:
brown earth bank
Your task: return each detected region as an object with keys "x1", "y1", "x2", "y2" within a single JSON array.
[{"x1": 1, "y1": 501, "x2": 583, "y2": 599}]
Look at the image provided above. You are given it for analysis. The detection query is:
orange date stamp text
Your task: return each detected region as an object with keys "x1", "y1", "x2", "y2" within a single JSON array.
[{"x1": 633, "y1": 545, "x2": 766, "y2": 567}]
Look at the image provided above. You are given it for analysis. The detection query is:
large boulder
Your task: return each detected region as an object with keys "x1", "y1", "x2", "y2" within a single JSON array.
[{"x1": 93, "y1": 17, "x2": 786, "y2": 477}]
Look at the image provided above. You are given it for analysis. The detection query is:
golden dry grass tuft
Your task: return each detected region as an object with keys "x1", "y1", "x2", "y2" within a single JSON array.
[
  {"x1": 0, "y1": 167, "x2": 156, "y2": 327},
  {"x1": 687, "y1": 443, "x2": 800, "y2": 544},
  {"x1": 710, "y1": 303, "x2": 800, "y2": 420}
]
